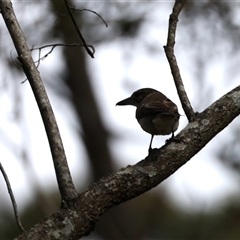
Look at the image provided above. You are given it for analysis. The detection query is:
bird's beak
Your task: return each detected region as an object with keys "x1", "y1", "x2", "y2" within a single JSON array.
[{"x1": 116, "y1": 97, "x2": 136, "y2": 106}]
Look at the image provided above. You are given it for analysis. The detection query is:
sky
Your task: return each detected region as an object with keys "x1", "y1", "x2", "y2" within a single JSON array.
[{"x1": 0, "y1": 1, "x2": 240, "y2": 215}]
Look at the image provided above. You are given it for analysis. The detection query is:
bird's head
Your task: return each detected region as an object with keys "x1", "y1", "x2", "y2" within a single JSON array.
[{"x1": 116, "y1": 88, "x2": 157, "y2": 107}]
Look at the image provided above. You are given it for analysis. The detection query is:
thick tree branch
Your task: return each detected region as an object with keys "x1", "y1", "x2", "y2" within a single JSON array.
[
  {"x1": 16, "y1": 85, "x2": 240, "y2": 239},
  {"x1": 164, "y1": 0, "x2": 195, "y2": 121},
  {"x1": 0, "y1": 0, "x2": 77, "y2": 201}
]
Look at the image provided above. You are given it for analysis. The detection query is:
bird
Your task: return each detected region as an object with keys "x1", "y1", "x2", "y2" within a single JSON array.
[{"x1": 116, "y1": 88, "x2": 180, "y2": 151}]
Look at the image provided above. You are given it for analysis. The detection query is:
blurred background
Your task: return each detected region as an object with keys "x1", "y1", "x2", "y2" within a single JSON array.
[{"x1": 1, "y1": 1, "x2": 240, "y2": 239}]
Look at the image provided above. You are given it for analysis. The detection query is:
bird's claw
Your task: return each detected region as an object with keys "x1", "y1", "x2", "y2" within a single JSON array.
[{"x1": 148, "y1": 147, "x2": 158, "y2": 155}]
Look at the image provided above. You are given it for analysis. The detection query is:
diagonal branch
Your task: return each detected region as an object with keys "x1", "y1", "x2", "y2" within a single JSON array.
[
  {"x1": 164, "y1": 0, "x2": 195, "y2": 121},
  {"x1": 0, "y1": 0, "x2": 77, "y2": 201},
  {"x1": 16, "y1": 85, "x2": 240, "y2": 239},
  {"x1": 64, "y1": 0, "x2": 95, "y2": 58},
  {"x1": 0, "y1": 163, "x2": 25, "y2": 233}
]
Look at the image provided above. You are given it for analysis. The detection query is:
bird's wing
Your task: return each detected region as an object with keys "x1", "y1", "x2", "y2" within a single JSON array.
[{"x1": 136, "y1": 99, "x2": 178, "y2": 119}]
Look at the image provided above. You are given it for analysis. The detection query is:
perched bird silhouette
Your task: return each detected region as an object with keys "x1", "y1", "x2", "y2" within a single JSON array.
[{"x1": 116, "y1": 88, "x2": 180, "y2": 151}]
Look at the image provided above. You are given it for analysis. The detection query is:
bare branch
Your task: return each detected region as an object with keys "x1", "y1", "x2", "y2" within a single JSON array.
[
  {"x1": 0, "y1": 0, "x2": 77, "y2": 201},
  {"x1": 30, "y1": 43, "x2": 95, "y2": 68},
  {"x1": 69, "y1": 7, "x2": 108, "y2": 27},
  {"x1": 0, "y1": 163, "x2": 25, "y2": 233},
  {"x1": 15, "y1": 85, "x2": 240, "y2": 239},
  {"x1": 164, "y1": 0, "x2": 195, "y2": 121},
  {"x1": 64, "y1": 0, "x2": 95, "y2": 58}
]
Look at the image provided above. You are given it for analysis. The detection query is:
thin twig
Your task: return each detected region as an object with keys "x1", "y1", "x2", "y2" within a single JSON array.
[
  {"x1": 64, "y1": 0, "x2": 94, "y2": 58},
  {"x1": 30, "y1": 43, "x2": 95, "y2": 52},
  {"x1": 0, "y1": 163, "x2": 25, "y2": 232},
  {"x1": 69, "y1": 7, "x2": 108, "y2": 27},
  {"x1": 30, "y1": 43, "x2": 95, "y2": 69},
  {"x1": 164, "y1": 0, "x2": 195, "y2": 121}
]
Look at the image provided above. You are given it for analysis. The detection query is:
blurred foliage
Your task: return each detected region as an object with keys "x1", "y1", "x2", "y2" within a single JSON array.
[
  {"x1": 218, "y1": 127, "x2": 240, "y2": 174},
  {"x1": 0, "y1": 0, "x2": 240, "y2": 239}
]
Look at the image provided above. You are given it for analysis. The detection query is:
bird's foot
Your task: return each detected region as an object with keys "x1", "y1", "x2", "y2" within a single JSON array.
[
  {"x1": 148, "y1": 147, "x2": 153, "y2": 154},
  {"x1": 148, "y1": 147, "x2": 158, "y2": 154}
]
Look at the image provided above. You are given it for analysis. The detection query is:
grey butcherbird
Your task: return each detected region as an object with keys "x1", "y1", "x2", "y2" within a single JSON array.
[{"x1": 116, "y1": 88, "x2": 180, "y2": 151}]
